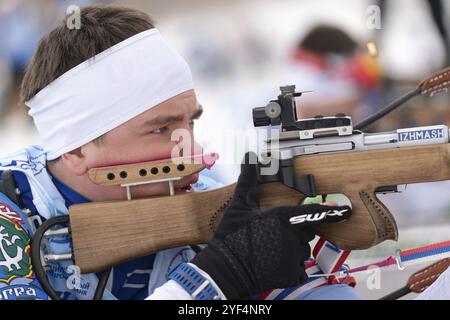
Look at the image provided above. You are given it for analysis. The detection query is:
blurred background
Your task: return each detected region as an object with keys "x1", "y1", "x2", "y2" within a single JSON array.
[{"x1": 1, "y1": 0, "x2": 450, "y2": 299}]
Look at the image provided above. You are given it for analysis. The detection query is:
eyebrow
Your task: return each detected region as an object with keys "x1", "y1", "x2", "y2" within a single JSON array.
[{"x1": 142, "y1": 104, "x2": 204, "y2": 128}]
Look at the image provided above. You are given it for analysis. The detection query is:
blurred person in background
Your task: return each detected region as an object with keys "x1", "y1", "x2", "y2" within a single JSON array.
[
  {"x1": 0, "y1": 0, "x2": 51, "y2": 119},
  {"x1": 285, "y1": 25, "x2": 382, "y2": 123},
  {"x1": 0, "y1": 57, "x2": 12, "y2": 119},
  {"x1": 0, "y1": 0, "x2": 97, "y2": 122},
  {"x1": 425, "y1": 0, "x2": 450, "y2": 65},
  {"x1": 379, "y1": 0, "x2": 449, "y2": 67}
]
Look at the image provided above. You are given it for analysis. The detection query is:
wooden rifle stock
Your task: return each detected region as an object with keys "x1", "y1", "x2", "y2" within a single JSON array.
[{"x1": 69, "y1": 143, "x2": 450, "y2": 273}]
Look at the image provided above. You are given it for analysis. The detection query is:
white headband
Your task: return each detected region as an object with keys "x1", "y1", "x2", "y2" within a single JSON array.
[{"x1": 26, "y1": 28, "x2": 194, "y2": 160}]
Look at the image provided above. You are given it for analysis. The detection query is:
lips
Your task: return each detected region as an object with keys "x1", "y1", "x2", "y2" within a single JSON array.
[
  {"x1": 174, "y1": 173, "x2": 199, "y2": 193},
  {"x1": 177, "y1": 184, "x2": 193, "y2": 193}
]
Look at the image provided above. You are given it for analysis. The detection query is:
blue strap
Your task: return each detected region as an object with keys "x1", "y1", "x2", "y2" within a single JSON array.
[{"x1": 168, "y1": 263, "x2": 219, "y2": 300}]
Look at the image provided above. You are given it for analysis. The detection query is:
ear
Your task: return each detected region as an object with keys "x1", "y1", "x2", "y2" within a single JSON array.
[{"x1": 61, "y1": 147, "x2": 89, "y2": 176}]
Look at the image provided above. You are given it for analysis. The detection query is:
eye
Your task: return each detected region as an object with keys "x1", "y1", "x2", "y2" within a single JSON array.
[{"x1": 150, "y1": 127, "x2": 168, "y2": 134}]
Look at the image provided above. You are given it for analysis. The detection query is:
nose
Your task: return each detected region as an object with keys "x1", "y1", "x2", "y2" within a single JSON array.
[
  {"x1": 179, "y1": 138, "x2": 203, "y2": 157},
  {"x1": 174, "y1": 123, "x2": 203, "y2": 158}
]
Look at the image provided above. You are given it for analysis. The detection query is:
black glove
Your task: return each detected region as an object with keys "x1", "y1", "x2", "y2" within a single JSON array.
[{"x1": 191, "y1": 153, "x2": 352, "y2": 300}]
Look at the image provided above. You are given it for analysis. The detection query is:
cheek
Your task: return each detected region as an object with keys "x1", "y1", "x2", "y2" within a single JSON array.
[{"x1": 90, "y1": 139, "x2": 179, "y2": 168}]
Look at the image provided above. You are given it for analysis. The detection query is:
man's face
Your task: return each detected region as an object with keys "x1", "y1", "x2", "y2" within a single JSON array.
[{"x1": 79, "y1": 89, "x2": 203, "y2": 200}]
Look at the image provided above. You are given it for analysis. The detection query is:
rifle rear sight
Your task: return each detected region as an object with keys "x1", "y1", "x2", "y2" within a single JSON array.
[{"x1": 252, "y1": 85, "x2": 354, "y2": 139}]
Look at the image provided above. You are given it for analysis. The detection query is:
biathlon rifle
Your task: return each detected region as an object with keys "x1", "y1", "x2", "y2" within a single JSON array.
[{"x1": 34, "y1": 67, "x2": 450, "y2": 279}]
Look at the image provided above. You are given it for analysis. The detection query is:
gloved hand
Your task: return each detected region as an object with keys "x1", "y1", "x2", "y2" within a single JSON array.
[{"x1": 191, "y1": 153, "x2": 352, "y2": 300}]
